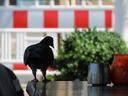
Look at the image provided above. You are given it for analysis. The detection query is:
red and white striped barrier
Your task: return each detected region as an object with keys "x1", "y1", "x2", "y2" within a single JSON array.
[
  {"x1": 0, "y1": 8, "x2": 114, "y2": 72},
  {"x1": 4, "y1": 63, "x2": 28, "y2": 70},
  {"x1": 4, "y1": 63, "x2": 59, "y2": 75},
  {"x1": 0, "y1": 9, "x2": 114, "y2": 29},
  {"x1": 5, "y1": 63, "x2": 55, "y2": 71}
]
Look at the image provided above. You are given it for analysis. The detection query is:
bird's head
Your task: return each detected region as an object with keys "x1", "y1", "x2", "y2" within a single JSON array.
[{"x1": 41, "y1": 36, "x2": 54, "y2": 48}]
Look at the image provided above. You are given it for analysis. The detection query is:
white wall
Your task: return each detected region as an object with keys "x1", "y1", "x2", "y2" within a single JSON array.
[{"x1": 115, "y1": 0, "x2": 128, "y2": 46}]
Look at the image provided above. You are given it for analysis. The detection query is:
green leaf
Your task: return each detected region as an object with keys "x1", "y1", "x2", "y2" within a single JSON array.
[{"x1": 55, "y1": 28, "x2": 128, "y2": 80}]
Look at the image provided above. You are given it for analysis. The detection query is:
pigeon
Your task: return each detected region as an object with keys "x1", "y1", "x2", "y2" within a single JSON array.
[{"x1": 24, "y1": 36, "x2": 54, "y2": 81}]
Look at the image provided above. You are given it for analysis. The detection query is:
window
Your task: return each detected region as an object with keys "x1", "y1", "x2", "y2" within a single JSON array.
[
  {"x1": 38, "y1": 0, "x2": 68, "y2": 5},
  {"x1": 0, "y1": 0, "x2": 115, "y2": 7},
  {"x1": 39, "y1": 0, "x2": 50, "y2": 5},
  {"x1": 54, "y1": 0, "x2": 68, "y2": 5},
  {"x1": 103, "y1": 0, "x2": 115, "y2": 5},
  {"x1": 76, "y1": 0, "x2": 82, "y2": 5},
  {"x1": 17, "y1": 0, "x2": 35, "y2": 6},
  {"x1": 9, "y1": 0, "x2": 17, "y2": 5},
  {"x1": 54, "y1": 0, "x2": 60, "y2": 5},
  {"x1": 0, "y1": 0, "x2": 4, "y2": 6},
  {"x1": 0, "y1": 0, "x2": 17, "y2": 6},
  {"x1": 86, "y1": 0, "x2": 98, "y2": 5}
]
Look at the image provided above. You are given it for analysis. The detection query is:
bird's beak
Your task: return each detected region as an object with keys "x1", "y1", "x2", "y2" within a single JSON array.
[{"x1": 51, "y1": 43, "x2": 54, "y2": 48}]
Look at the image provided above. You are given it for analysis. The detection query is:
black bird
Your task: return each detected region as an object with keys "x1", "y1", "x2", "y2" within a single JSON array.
[{"x1": 24, "y1": 36, "x2": 54, "y2": 81}]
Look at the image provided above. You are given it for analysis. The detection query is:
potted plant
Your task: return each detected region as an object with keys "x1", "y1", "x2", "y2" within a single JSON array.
[
  {"x1": 54, "y1": 28, "x2": 128, "y2": 82},
  {"x1": 111, "y1": 54, "x2": 128, "y2": 85}
]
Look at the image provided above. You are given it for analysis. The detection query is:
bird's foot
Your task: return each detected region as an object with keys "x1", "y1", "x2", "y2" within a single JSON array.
[
  {"x1": 32, "y1": 79, "x2": 39, "y2": 83},
  {"x1": 42, "y1": 79, "x2": 50, "y2": 83}
]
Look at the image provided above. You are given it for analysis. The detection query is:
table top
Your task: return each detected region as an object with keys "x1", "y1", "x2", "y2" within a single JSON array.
[{"x1": 26, "y1": 81, "x2": 128, "y2": 96}]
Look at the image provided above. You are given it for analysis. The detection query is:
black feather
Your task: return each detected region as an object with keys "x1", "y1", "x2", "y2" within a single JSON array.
[{"x1": 23, "y1": 36, "x2": 54, "y2": 81}]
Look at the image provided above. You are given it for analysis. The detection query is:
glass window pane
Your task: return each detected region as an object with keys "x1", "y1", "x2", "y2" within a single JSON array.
[
  {"x1": 59, "y1": 0, "x2": 67, "y2": 5},
  {"x1": 17, "y1": 0, "x2": 35, "y2": 6},
  {"x1": 87, "y1": 0, "x2": 98, "y2": 5},
  {"x1": 76, "y1": 0, "x2": 82, "y2": 5},
  {"x1": 69, "y1": 0, "x2": 73, "y2": 5},
  {"x1": 9, "y1": 0, "x2": 17, "y2": 5},
  {"x1": 103, "y1": 0, "x2": 115, "y2": 5},
  {"x1": 0, "y1": 0, "x2": 4, "y2": 6},
  {"x1": 39, "y1": 0, "x2": 49, "y2": 5},
  {"x1": 54, "y1": 0, "x2": 59, "y2": 5}
]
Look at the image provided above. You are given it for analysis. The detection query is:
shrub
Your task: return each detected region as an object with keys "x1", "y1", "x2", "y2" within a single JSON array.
[{"x1": 54, "y1": 28, "x2": 128, "y2": 80}]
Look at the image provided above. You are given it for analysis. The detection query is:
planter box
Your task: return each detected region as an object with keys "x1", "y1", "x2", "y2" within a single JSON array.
[{"x1": 111, "y1": 54, "x2": 128, "y2": 85}]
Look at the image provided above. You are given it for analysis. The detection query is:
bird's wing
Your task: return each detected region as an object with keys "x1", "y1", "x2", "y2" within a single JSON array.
[
  {"x1": 41, "y1": 46, "x2": 54, "y2": 65},
  {"x1": 23, "y1": 46, "x2": 34, "y2": 65}
]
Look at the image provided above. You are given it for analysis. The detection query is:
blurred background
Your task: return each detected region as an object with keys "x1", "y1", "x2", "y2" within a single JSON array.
[{"x1": 1, "y1": 0, "x2": 128, "y2": 95}]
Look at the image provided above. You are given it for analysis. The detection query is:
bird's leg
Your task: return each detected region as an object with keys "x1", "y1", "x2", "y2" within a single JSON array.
[
  {"x1": 41, "y1": 68, "x2": 47, "y2": 81},
  {"x1": 32, "y1": 68, "x2": 38, "y2": 82}
]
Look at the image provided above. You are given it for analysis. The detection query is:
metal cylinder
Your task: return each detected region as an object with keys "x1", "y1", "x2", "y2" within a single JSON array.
[{"x1": 87, "y1": 63, "x2": 110, "y2": 85}]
